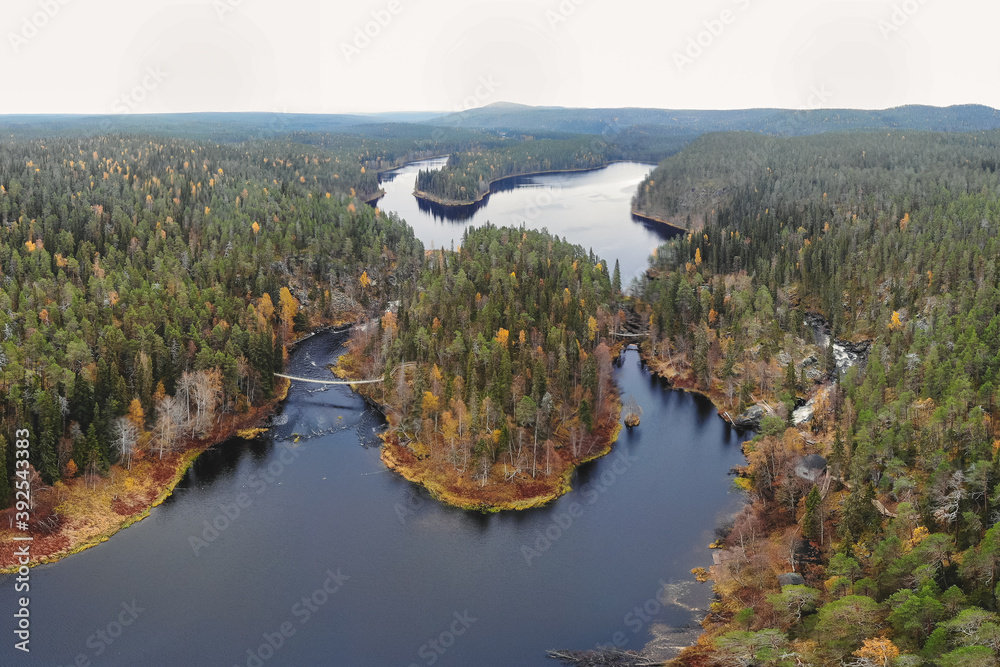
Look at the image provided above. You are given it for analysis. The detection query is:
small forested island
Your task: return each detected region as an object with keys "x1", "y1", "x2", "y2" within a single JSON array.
[
  {"x1": 624, "y1": 129, "x2": 1000, "y2": 666},
  {"x1": 338, "y1": 224, "x2": 624, "y2": 510},
  {"x1": 413, "y1": 137, "x2": 615, "y2": 206}
]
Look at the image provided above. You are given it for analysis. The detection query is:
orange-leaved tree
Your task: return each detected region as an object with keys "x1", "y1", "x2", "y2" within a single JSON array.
[{"x1": 852, "y1": 637, "x2": 899, "y2": 667}]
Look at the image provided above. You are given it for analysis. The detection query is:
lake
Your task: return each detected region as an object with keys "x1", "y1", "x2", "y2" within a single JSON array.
[{"x1": 374, "y1": 159, "x2": 681, "y2": 284}]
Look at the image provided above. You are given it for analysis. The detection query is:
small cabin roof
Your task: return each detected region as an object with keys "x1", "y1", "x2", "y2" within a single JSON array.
[{"x1": 799, "y1": 454, "x2": 827, "y2": 470}]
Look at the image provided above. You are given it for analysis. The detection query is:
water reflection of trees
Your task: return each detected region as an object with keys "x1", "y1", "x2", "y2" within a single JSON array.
[{"x1": 161, "y1": 437, "x2": 271, "y2": 504}]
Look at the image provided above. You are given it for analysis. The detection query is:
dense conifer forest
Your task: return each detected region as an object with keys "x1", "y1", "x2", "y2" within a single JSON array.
[
  {"x1": 0, "y1": 132, "x2": 424, "y2": 525},
  {"x1": 633, "y1": 130, "x2": 1000, "y2": 665}
]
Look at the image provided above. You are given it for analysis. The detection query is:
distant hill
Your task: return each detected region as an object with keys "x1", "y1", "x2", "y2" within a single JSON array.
[
  {"x1": 0, "y1": 111, "x2": 445, "y2": 141},
  {"x1": 426, "y1": 102, "x2": 1000, "y2": 137}
]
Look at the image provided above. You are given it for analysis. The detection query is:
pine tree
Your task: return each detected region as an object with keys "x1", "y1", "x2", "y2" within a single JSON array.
[
  {"x1": 85, "y1": 423, "x2": 103, "y2": 468},
  {"x1": 579, "y1": 399, "x2": 593, "y2": 433},
  {"x1": 35, "y1": 389, "x2": 61, "y2": 484},
  {"x1": 694, "y1": 328, "x2": 710, "y2": 388},
  {"x1": 0, "y1": 435, "x2": 10, "y2": 505}
]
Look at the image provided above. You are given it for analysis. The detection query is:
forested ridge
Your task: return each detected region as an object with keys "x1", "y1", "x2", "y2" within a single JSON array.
[
  {"x1": 428, "y1": 102, "x2": 1000, "y2": 138},
  {"x1": 340, "y1": 224, "x2": 623, "y2": 509},
  {"x1": 0, "y1": 131, "x2": 427, "y2": 560},
  {"x1": 632, "y1": 130, "x2": 1000, "y2": 665}
]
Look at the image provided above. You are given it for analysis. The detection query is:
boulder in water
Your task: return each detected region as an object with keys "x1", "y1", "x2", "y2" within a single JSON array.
[{"x1": 622, "y1": 395, "x2": 643, "y2": 428}]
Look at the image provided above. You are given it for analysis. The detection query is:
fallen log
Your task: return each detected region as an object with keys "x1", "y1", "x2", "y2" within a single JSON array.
[{"x1": 872, "y1": 498, "x2": 898, "y2": 518}]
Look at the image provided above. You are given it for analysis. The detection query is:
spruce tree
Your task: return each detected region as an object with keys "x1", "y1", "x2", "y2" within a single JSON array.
[
  {"x1": 830, "y1": 428, "x2": 845, "y2": 478},
  {"x1": 802, "y1": 485, "x2": 822, "y2": 541},
  {"x1": 785, "y1": 359, "x2": 797, "y2": 397}
]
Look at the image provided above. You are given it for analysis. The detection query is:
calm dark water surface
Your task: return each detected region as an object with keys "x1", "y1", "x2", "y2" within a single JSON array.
[
  {"x1": 1, "y1": 163, "x2": 746, "y2": 667},
  {"x1": 375, "y1": 159, "x2": 680, "y2": 283}
]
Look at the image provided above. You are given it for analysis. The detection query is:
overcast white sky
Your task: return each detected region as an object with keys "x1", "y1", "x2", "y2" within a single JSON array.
[{"x1": 1, "y1": 0, "x2": 995, "y2": 114}]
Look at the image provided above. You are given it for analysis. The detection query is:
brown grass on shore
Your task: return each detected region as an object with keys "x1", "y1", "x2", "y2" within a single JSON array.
[
  {"x1": 0, "y1": 313, "x2": 366, "y2": 571},
  {"x1": 377, "y1": 406, "x2": 622, "y2": 512},
  {"x1": 0, "y1": 390, "x2": 287, "y2": 571}
]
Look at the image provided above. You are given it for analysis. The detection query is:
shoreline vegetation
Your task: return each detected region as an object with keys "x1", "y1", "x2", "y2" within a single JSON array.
[
  {"x1": 0, "y1": 315, "x2": 359, "y2": 572},
  {"x1": 0, "y1": 380, "x2": 289, "y2": 572},
  {"x1": 627, "y1": 223, "x2": 850, "y2": 665},
  {"x1": 628, "y1": 207, "x2": 690, "y2": 234},
  {"x1": 376, "y1": 401, "x2": 623, "y2": 511},
  {"x1": 375, "y1": 154, "x2": 452, "y2": 179},
  {"x1": 650, "y1": 358, "x2": 842, "y2": 667},
  {"x1": 361, "y1": 189, "x2": 385, "y2": 205}
]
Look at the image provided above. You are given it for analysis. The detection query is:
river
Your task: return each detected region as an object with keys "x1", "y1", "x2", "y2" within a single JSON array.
[{"x1": 1, "y1": 161, "x2": 749, "y2": 667}]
